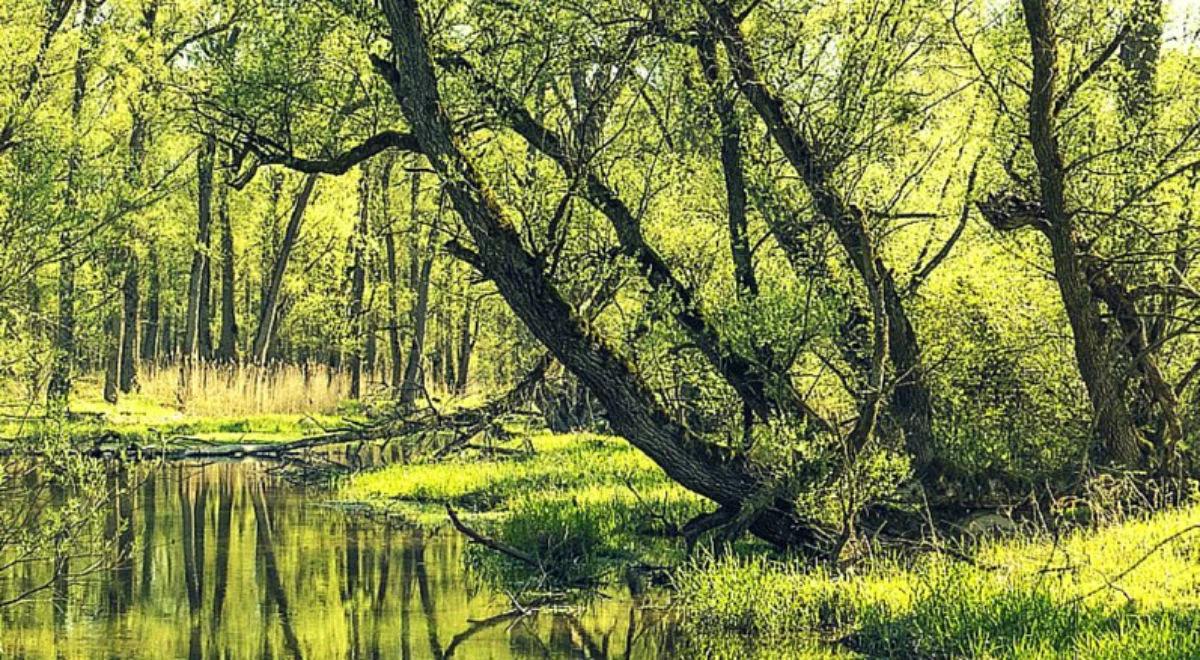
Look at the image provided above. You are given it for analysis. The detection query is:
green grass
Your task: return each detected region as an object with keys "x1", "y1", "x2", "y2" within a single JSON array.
[
  {"x1": 674, "y1": 504, "x2": 1200, "y2": 658},
  {"x1": 344, "y1": 433, "x2": 704, "y2": 514},
  {"x1": 0, "y1": 391, "x2": 345, "y2": 446},
  {"x1": 343, "y1": 433, "x2": 709, "y2": 588}
]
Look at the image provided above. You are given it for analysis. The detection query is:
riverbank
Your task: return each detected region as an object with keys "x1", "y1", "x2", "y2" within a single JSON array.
[
  {"x1": 339, "y1": 431, "x2": 1200, "y2": 659},
  {"x1": 0, "y1": 393, "x2": 346, "y2": 446},
  {"x1": 11, "y1": 395, "x2": 1200, "y2": 658}
]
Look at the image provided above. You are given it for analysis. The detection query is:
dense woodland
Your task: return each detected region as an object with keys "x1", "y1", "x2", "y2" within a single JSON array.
[{"x1": 3, "y1": 0, "x2": 1200, "y2": 558}]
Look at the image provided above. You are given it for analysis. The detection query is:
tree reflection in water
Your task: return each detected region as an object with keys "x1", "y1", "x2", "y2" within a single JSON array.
[{"x1": 0, "y1": 460, "x2": 677, "y2": 658}]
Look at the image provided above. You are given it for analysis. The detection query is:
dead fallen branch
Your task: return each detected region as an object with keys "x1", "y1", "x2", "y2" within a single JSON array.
[{"x1": 446, "y1": 504, "x2": 539, "y2": 567}]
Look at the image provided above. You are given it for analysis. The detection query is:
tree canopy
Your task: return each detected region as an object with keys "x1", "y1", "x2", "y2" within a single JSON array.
[{"x1": 3, "y1": 0, "x2": 1200, "y2": 551}]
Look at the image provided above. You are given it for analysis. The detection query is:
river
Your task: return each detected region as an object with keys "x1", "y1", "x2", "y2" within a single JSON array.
[{"x1": 0, "y1": 459, "x2": 679, "y2": 658}]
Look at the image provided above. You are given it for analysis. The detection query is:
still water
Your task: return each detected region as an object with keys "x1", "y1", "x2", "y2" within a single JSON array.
[{"x1": 0, "y1": 460, "x2": 677, "y2": 658}]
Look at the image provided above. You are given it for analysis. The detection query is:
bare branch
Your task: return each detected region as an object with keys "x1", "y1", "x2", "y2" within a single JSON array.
[{"x1": 1055, "y1": 22, "x2": 1131, "y2": 114}]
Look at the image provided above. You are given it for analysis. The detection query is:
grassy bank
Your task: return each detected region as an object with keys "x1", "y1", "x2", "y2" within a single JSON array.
[
  {"x1": 342, "y1": 433, "x2": 709, "y2": 522},
  {"x1": 342, "y1": 433, "x2": 712, "y2": 586},
  {"x1": 15, "y1": 376, "x2": 1200, "y2": 658},
  {"x1": 1, "y1": 368, "x2": 349, "y2": 446},
  {"x1": 342, "y1": 432, "x2": 1200, "y2": 658},
  {"x1": 675, "y1": 504, "x2": 1200, "y2": 658}
]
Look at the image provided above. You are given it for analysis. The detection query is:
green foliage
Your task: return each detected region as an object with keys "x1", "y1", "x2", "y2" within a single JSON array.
[{"x1": 468, "y1": 494, "x2": 627, "y2": 589}]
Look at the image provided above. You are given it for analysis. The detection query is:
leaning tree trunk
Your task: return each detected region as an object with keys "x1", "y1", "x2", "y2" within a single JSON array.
[
  {"x1": 1018, "y1": 0, "x2": 1149, "y2": 468},
  {"x1": 701, "y1": 0, "x2": 936, "y2": 476},
  {"x1": 252, "y1": 173, "x2": 318, "y2": 365},
  {"x1": 374, "y1": 0, "x2": 835, "y2": 552}
]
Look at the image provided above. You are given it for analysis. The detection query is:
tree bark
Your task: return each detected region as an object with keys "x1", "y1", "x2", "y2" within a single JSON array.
[
  {"x1": 347, "y1": 165, "x2": 371, "y2": 399},
  {"x1": 374, "y1": 0, "x2": 834, "y2": 552},
  {"x1": 47, "y1": 0, "x2": 100, "y2": 409},
  {"x1": 380, "y1": 158, "x2": 405, "y2": 395},
  {"x1": 141, "y1": 246, "x2": 160, "y2": 363},
  {"x1": 1019, "y1": 0, "x2": 1147, "y2": 467},
  {"x1": 455, "y1": 303, "x2": 475, "y2": 394},
  {"x1": 1119, "y1": 0, "x2": 1162, "y2": 120},
  {"x1": 199, "y1": 258, "x2": 213, "y2": 360},
  {"x1": 252, "y1": 173, "x2": 318, "y2": 365},
  {"x1": 698, "y1": 31, "x2": 757, "y2": 299},
  {"x1": 399, "y1": 172, "x2": 433, "y2": 409},
  {"x1": 453, "y1": 59, "x2": 801, "y2": 426},
  {"x1": 119, "y1": 251, "x2": 139, "y2": 392},
  {"x1": 184, "y1": 134, "x2": 216, "y2": 361},
  {"x1": 216, "y1": 162, "x2": 238, "y2": 364},
  {"x1": 103, "y1": 287, "x2": 123, "y2": 405}
]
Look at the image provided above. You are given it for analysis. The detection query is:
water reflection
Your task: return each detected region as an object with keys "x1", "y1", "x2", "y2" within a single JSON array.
[{"x1": 0, "y1": 460, "x2": 676, "y2": 658}]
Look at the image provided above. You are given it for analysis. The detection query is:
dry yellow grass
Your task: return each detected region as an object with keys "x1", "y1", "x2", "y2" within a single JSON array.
[{"x1": 137, "y1": 362, "x2": 350, "y2": 416}]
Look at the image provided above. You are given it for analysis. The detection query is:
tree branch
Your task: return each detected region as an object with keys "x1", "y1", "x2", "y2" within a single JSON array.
[
  {"x1": 446, "y1": 505, "x2": 539, "y2": 567},
  {"x1": 1055, "y1": 22, "x2": 1131, "y2": 114},
  {"x1": 231, "y1": 130, "x2": 420, "y2": 189}
]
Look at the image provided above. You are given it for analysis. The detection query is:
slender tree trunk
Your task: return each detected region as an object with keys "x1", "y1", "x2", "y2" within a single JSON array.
[
  {"x1": 119, "y1": 251, "x2": 139, "y2": 392},
  {"x1": 141, "y1": 246, "x2": 160, "y2": 363},
  {"x1": 454, "y1": 303, "x2": 475, "y2": 394},
  {"x1": 365, "y1": 311, "x2": 378, "y2": 376},
  {"x1": 103, "y1": 290, "x2": 122, "y2": 405},
  {"x1": 381, "y1": 161, "x2": 405, "y2": 395},
  {"x1": 199, "y1": 259, "x2": 213, "y2": 360},
  {"x1": 385, "y1": 233, "x2": 404, "y2": 393},
  {"x1": 120, "y1": 66, "x2": 149, "y2": 392},
  {"x1": 160, "y1": 310, "x2": 173, "y2": 362},
  {"x1": 216, "y1": 167, "x2": 238, "y2": 364},
  {"x1": 399, "y1": 172, "x2": 433, "y2": 409},
  {"x1": 184, "y1": 134, "x2": 216, "y2": 361},
  {"x1": 698, "y1": 33, "x2": 757, "y2": 298},
  {"x1": 47, "y1": 0, "x2": 99, "y2": 409},
  {"x1": 252, "y1": 174, "x2": 318, "y2": 365},
  {"x1": 347, "y1": 166, "x2": 371, "y2": 399},
  {"x1": 443, "y1": 309, "x2": 456, "y2": 389}
]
